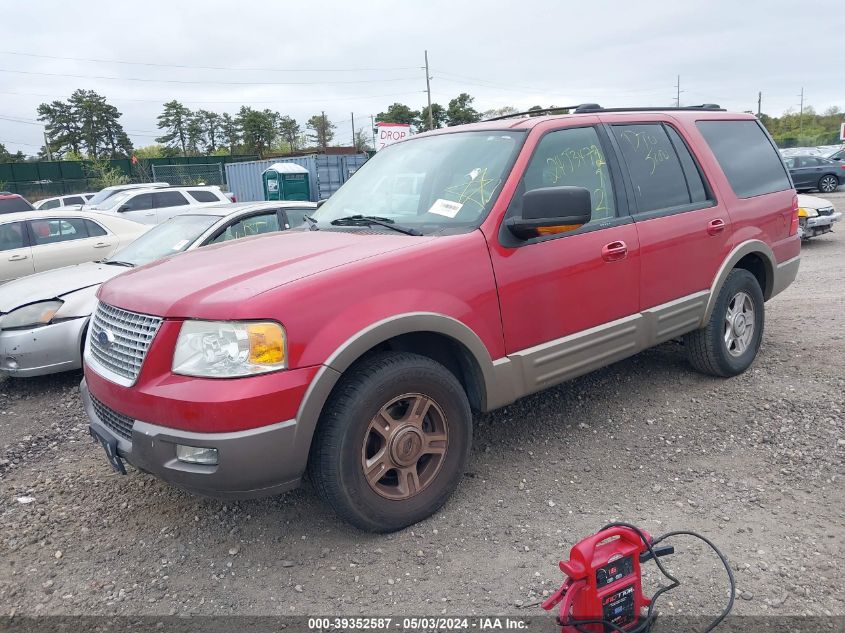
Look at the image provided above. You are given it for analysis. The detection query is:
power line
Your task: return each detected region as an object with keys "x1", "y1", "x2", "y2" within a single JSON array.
[
  {"x1": 0, "y1": 89, "x2": 427, "y2": 105},
  {"x1": 0, "y1": 50, "x2": 418, "y2": 73},
  {"x1": 0, "y1": 68, "x2": 419, "y2": 86},
  {"x1": 0, "y1": 139, "x2": 41, "y2": 147},
  {"x1": 0, "y1": 114, "x2": 42, "y2": 125}
]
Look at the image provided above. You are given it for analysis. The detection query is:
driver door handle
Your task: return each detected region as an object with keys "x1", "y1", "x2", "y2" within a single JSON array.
[
  {"x1": 601, "y1": 240, "x2": 628, "y2": 262},
  {"x1": 93, "y1": 242, "x2": 112, "y2": 249},
  {"x1": 8, "y1": 253, "x2": 28, "y2": 261}
]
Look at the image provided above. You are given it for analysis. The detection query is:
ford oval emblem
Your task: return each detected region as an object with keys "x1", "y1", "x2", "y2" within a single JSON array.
[{"x1": 97, "y1": 329, "x2": 116, "y2": 348}]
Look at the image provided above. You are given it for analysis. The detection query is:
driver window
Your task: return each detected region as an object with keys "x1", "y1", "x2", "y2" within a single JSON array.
[
  {"x1": 513, "y1": 126, "x2": 616, "y2": 224},
  {"x1": 210, "y1": 212, "x2": 281, "y2": 243}
]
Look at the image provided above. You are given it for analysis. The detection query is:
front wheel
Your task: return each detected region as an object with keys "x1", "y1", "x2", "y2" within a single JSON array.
[
  {"x1": 818, "y1": 174, "x2": 839, "y2": 193},
  {"x1": 685, "y1": 269, "x2": 765, "y2": 377},
  {"x1": 308, "y1": 352, "x2": 472, "y2": 532}
]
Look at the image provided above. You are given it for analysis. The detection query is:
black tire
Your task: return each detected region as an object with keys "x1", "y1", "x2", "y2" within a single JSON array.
[
  {"x1": 685, "y1": 269, "x2": 764, "y2": 377},
  {"x1": 308, "y1": 351, "x2": 472, "y2": 532},
  {"x1": 818, "y1": 174, "x2": 839, "y2": 194}
]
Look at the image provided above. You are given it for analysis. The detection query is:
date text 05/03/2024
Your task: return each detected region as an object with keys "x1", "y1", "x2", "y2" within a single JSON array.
[{"x1": 306, "y1": 617, "x2": 529, "y2": 630}]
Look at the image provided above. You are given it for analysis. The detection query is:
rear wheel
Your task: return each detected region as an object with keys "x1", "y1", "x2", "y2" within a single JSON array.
[
  {"x1": 308, "y1": 352, "x2": 472, "y2": 532},
  {"x1": 685, "y1": 269, "x2": 764, "y2": 377},
  {"x1": 819, "y1": 174, "x2": 839, "y2": 193}
]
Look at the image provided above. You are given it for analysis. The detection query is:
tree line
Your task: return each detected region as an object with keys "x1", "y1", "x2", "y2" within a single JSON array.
[
  {"x1": 758, "y1": 106, "x2": 843, "y2": 147},
  {"x1": 8, "y1": 89, "x2": 842, "y2": 163}
]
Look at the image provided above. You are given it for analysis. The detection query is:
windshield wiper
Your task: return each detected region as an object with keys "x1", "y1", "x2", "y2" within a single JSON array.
[
  {"x1": 103, "y1": 260, "x2": 135, "y2": 267},
  {"x1": 330, "y1": 215, "x2": 421, "y2": 236},
  {"x1": 303, "y1": 214, "x2": 320, "y2": 231}
]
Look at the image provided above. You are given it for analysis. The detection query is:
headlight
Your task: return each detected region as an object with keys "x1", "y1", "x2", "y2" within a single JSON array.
[
  {"x1": 798, "y1": 207, "x2": 818, "y2": 218},
  {"x1": 172, "y1": 320, "x2": 287, "y2": 378},
  {"x1": 0, "y1": 300, "x2": 63, "y2": 329}
]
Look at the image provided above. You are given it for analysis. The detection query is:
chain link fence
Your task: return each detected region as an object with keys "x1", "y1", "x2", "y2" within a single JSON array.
[{"x1": 151, "y1": 163, "x2": 225, "y2": 187}]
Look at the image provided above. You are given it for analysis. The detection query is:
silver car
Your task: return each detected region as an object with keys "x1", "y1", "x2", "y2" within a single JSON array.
[{"x1": 0, "y1": 201, "x2": 316, "y2": 377}]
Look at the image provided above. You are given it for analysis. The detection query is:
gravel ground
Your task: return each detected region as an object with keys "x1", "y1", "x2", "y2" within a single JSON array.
[{"x1": 1, "y1": 193, "x2": 843, "y2": 620}]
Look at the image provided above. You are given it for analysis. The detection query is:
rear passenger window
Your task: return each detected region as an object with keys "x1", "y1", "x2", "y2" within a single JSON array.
[
  {"x1": 85, "y1": 220, "x2": 107, "y2": 237},
  {"x1": 515, "y1": 125, "x2": 616, "y2": 223},
  {"x1": 187, "y1": 190, "x2": 220, "y2": 203},
  {"x1": 29, "y1": 218, "x2": 89, "y2": 245},
  {"x1": 613, "y1": 124, "x2": 691, "y2": 213},
  {"x1": 154, "y1": 191, "x2": 189, "y2": 207},
  {"x1": 664, "y1": 126, "x2": 709, "y2": 204},
  {"x1": 696, "y1": 120, "x2": 791, "y2": 198}
]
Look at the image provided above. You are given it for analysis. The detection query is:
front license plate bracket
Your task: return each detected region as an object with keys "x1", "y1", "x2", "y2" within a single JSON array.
[{"x1": 89, "y1": 426, "x2": 127, "y2": 475}]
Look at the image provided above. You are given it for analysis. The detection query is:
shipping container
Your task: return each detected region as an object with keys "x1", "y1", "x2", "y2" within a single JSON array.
[{"x1": 225, "y1": 154, "x2": 368, "y2": 203}]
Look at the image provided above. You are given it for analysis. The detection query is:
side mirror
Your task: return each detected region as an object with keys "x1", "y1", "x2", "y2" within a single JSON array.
[
  {"x1": 316, "y1": 199, "x2": 328, "y2": 209},
  {"x1": 506, "y1": 186, "x2": 592, "y2": 240},
  {"x1": 117, "y1": 205, "x2": 130, "y2": 213}
]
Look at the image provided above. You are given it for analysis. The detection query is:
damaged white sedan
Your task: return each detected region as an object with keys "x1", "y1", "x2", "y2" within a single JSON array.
[{"x1": 0, "y1": 201, "x2": 315, "y2": 377}]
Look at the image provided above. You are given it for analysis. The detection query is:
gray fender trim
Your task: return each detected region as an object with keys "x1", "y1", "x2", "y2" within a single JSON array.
[
  {"x1": 288, "y1": 313, "x2": 509, "y2": 478},
  {"x1": 703, "y1": 240, "x2": 776, "y2": 323}
]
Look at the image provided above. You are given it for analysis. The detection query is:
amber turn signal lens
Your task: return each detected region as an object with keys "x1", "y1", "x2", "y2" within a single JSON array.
[
  {"x1": 247, "y1": 323, "x2": 286, "y2": 365},
  {"x1": 535, "y1": 224, "x2": 583, "y2": 236}
]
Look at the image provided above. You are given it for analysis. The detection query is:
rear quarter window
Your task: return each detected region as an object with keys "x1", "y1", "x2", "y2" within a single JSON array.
[
  {"x1": 187, "y1": 190, "x2": 221, "y2": 203},
  {"x1": 696, "y1": 120, "x2": 791, "y2": 198}
]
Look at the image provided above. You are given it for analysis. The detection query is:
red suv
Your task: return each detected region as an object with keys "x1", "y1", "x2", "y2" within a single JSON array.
[{"x1": 81, "y1": 106, "x2": 800, "y2": 532}]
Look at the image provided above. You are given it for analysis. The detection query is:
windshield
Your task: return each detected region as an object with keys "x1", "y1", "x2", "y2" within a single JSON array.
[
  {"x1": 86, "y1": 187, "x2": 125, "y2": 206},
  {"x1": 95, "y1": 190, "x2": 133, "y2": 211},
  {"x1": 107, "y1": 214, "x2": 219, "y2": 266},
  {"x1": 0, "y1": 197, "x2": 34, "y2": 213},
  {"x1": 313, "y1": 131, "x2": 525, "y2": 233}
]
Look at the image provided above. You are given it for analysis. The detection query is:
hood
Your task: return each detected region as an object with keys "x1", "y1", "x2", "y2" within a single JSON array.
[
  {"x1": 0, "y1": 261, "x2": 124, "y2": 313},
  {"x1": 797, "y1": 194, "x2": 833, "y2": 209},
  {"x1": 98, "y1": 229, "x2": 434, "y2": 318}
]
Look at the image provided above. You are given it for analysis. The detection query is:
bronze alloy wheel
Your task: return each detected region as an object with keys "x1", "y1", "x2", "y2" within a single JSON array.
[{"x1": 361, "y1": 393, "x2": 449, "y2": 500}]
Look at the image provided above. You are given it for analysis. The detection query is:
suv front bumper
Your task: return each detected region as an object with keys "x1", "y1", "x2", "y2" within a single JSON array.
[{"x1": 81, "y1": 377, "x2": 304, "y2": 499}]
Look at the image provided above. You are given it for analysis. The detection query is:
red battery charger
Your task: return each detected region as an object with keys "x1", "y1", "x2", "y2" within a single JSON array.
[{"x1": 542, "y1": 525, "x2": 674, "y2": 633}]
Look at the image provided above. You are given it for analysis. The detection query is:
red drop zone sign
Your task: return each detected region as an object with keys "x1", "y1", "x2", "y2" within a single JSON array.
[
  {"x1": 840, "y1": 121, "x2": 845, "y2": 141},
  {"x1": 376, "y1": 123, "x2": 411, "y2": 151}
]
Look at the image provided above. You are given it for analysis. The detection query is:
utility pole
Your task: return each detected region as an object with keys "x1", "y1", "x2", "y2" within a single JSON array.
[
  {"x1": 351, "y1": 112, "x2": 355, "y2": 150},
  {"x1": 798, "y1": 87, "x2": 804, "y2": 139},
  {"x1": 674, "y1": 75, "x2": 681, "y2": 108},
  {"x1": 321, "y1": 110, "x2": 327, "y2": 152},
  {"x1": 757, "y1": 91, "x2": 762, "y2": 117},
  {"x1": 424, "y1": 50, "x2": 433, "y2": 130},
  {"x1": 43, "y1": 128, "x2": 53, "y2": 161},
  {"x1": 370, "y1": 114, "x2": 376, "y2": 149}
]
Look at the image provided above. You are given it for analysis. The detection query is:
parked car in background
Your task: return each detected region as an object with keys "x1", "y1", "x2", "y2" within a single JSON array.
[
  {"x1": 80, "y1": 107, "x2": 800, "y2": 532},
  {"x1": 0, "y1": 210, "x2": 148, "y2": 283},
  {"x1": 87, "y1": 186, "x2": 231, "y2": 224},
  {"x1": 797, "y1": 193, "x2": 842, "y2": 240},
  {"x1": 783, "y1": 155, "x2": 844, "y2": 193},
  {"x1": 34, "y1": 193, "x2": 96, "y2": 210},
  {"x1": 0, "y1": 194, "x2": 34, "y2": 215},
  {"x1": 824, "y1": 146, "x2": 845, "y2": 162},
  {"x1": 0, "y1": 201, "x2": 316, "y2": 377},
  {"x1": 82, "y1": 182, "x2": 170, "y2": 210}
]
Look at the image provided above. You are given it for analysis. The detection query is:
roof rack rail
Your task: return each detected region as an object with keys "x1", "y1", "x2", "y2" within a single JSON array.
[
  {"x1": 574, "y1": 103, "x2": 724, "y2": 113},
  {"x1": 483, "y1": 103, "x2": 724, "y2": 121},
  {"x1": 484, "y1": 105, "x2": 584, "y2": 121}
]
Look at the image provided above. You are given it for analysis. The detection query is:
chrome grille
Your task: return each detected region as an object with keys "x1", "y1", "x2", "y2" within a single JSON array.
[
  {"x1": 89, "y1": 302, "x2": 162, "y2": 384},
  {"x1": 90, "y1": 395, "x2": 134, "y2": 441}
]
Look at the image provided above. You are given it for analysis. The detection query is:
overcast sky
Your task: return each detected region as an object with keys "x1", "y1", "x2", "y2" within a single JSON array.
[{"x1": 1, "y1": 0, "x2": 840, "y2": 154}]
